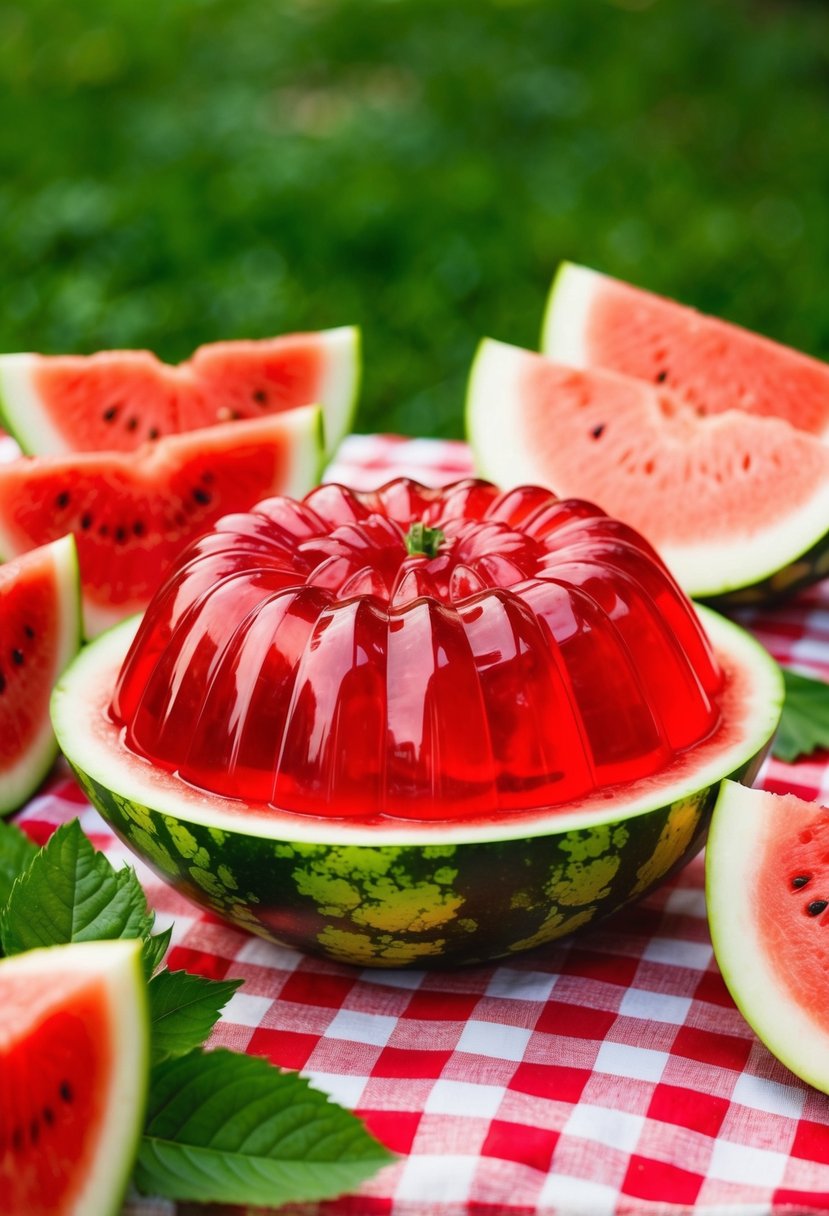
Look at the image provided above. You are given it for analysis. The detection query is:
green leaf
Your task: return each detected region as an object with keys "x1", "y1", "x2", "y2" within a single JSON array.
[
  {"x1": 143, "y1": 924, "x2": 174, "y2": 979},
  {"x1": 774, "y1": 667, "x2": 829, "y2": 763},
  {"x1": 135, "y1": 1049, "x2": 395, "y2": 1206},
  {"x1": 0, "y1": 820, "x2": 38, "y2": 910},
  {"x1": 149, "y1": 970, "x2": 242, "y2": 1065},
  {"x1": 0, "y1": 819, "x2": 154, "y2": 955}
]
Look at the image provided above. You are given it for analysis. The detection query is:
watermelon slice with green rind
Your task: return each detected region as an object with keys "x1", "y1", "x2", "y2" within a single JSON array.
[
  {"x1": 706, "y1": 781, "x2": 829, "y2": 1094},
  {"x1": 0, "y1": 938, "x2": 148, "y2": 1215},
  {"x1": 466, "y1": 338, "x2": 829, "y2": 601},
  {"x1": 0, "y1": 326, "x2": 359, "y2": 459},
  {"x1": 0, "y1": 535, "x2": 81, "y2": 815},
  {"x1": 0, "y1": 406, "x2": 323, "y2": 638},
  {"x1": 542, "y1": 262, "x2": 829, "y2": 441}
]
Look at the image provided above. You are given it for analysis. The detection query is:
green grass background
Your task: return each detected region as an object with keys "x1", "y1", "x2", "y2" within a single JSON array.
[{"x1": 1, "y1": 0, "x2": 827, "y2": 438}]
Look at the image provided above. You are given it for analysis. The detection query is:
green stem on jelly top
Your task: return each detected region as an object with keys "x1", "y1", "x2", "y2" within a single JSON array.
[{"x1": 404, "y1": 521, "x2": 445, "y2": 558}]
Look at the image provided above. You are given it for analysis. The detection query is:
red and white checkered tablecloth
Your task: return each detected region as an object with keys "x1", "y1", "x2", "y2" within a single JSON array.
[{"x1": 12, "y1": 434, "x2": 829, "y2": 1216}]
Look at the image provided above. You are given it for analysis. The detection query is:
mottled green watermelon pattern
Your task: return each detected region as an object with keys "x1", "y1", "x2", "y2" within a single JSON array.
[{"x1": 69, "y1": 749, "x2": 765, "y2": 968}]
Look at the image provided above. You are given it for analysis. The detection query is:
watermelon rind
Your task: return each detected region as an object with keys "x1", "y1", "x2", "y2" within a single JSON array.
[
  {"x1": 706, "y1": 781, "x2": 829, "y2": 1094},
  {"x1": 0, "y1": 938, "x2": 149, "y2": 1215},
  {"x1": 1, "y1": 535, "x2": 82, "y2": 817},
  {"x1": 51, "y1": 610, "x2": 782, "y2": 968},
  {"x1": 0, "y1": 326, "x2": 359, "y2": 459},
  {"x1": 465, "y1": 337, "x2": 829, "y2": 602},
  {"x1": 539, "y1": 260, "x2": 600, "y2": 367}
]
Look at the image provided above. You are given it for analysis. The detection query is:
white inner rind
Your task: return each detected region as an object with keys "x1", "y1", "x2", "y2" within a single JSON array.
[
  {"x1": 540, "y1": 261, "x2": 603, "y2": 364},
  {"x1": 0, "y1": 353, "x2": 70, "y2": 457},
  {"x1": 706, "y1": 781, "x2": 829, "y2": 1091},
  {"x1": 466, "y1": 337, "x2": 829, "y2": 597},
  {"x1": 52, "y1": 609, "x2": 782, "y2": 847},
  {"x1": 316, "y1": 326, "x2": 362, "y2": 456},
  {"x1": 0, "y1": 940, "x2": 148, "y2": 1213}
]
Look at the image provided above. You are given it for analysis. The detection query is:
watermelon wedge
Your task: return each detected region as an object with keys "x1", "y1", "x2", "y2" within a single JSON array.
[
  {"x1": 0, "y1": 407, "x2": 323, "y2": 638},
  {"x1": 542, "y1": 262, "x2": 829, "y2": 441},
  {"x1": 0, "y1": 326, "x2": 359, "y2": 458},
  {"x1": 706, "y1": 781, "x2": 829, "y2": 1094},
  {"x1": 0, "y1": 939, "x2": 148, "y2": 1216},
  {"x1": 0, "y1": 536, "x2": 81, "y2": 815},
  {"x1": 466, "y1": 339, "x2": 829, "y2": 601}
]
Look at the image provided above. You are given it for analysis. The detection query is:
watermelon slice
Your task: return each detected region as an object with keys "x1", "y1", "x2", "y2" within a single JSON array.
[
  {"x1": 0, "y1": 407, "x2": 323, "y2": 638},
  {"x1": 0, "y1": 939, "x2": 148, "y2": 1216},
  {"x1": 542, "y1": 263, "x2": 829, "y2": 440},
  {"x1": 466, "y1": 339, "x2": 829, "y2": 601},
  {"x1": 0, "y1": 326, "x2": 359, "y2": 458},
  {"x1": 1, "y1": 536, "x2": 81, "y2": 815},
  {"x1": 706, "y1": 781, "x2": 829, "y2": 1093}
]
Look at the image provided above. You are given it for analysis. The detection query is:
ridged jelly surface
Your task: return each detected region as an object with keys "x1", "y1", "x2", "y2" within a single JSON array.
[{"x1": 110, "y1": 479, "x2": 724, "y2": 822}]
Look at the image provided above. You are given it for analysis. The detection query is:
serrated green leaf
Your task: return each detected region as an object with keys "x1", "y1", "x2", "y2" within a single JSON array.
[
  {"x1": 143, "y1": 924, "x2": 174, "y2": 979},
  {"x1": 134, "y1": 1049, "x2": 394, "y2": 1206},
  {"x1": 0, "y1": 819, "x2": 154, "y2": 955},
  {"x1": 0, "y1": 820, "x2": 38, "y2": 910},
  {"x1": 774, "y1": 667, "x2": 829, "y2": 763},
  {"x1": 149, "y1": 970, "x2": 242, "y2": 1065}
]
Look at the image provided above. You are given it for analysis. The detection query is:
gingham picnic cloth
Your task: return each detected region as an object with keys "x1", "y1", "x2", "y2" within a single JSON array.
[{"x1": 11, "y1": 433, "x2": 829, "y2": 1216}]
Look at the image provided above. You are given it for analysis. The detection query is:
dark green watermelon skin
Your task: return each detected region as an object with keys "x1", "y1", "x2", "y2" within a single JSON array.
[
  {"x1": 703, "y1": 531, "x2": 829, "y2": 608},
  {"x1": 69, "y1": 745, "x2": 768, "y2": 968}
]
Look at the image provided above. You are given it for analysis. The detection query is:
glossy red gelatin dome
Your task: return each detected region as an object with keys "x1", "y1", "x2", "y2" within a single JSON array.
[{"x1": 110, "y1": 479, "x2": 724, "y2": 822}]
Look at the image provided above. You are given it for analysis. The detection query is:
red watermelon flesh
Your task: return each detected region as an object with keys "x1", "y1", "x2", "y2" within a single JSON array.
[
  {"x1": 0, "y1": 407, "x2": 322, "y2": 639},
  {"x1": 0, "y1": 536, "x2": 81, "y2": 815},
  {"x1": 0, "y1": 940, "x2": 148, "y2": 1216},
  {"x1": 707, "y1": 782, "x2": 829, "y2": 1094},
  {"x1": 467, "y1": 339, "x2": 829, "y2": 599},
  {"x1": 0, "y1": 326, "x2": 358, "y2": 458},
  {"x1": 543, "y1": 263, "x2": 829, "y2": 440}
]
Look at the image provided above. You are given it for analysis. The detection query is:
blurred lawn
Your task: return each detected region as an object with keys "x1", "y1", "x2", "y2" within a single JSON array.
[{"x1": 1, "y1": 0, "x2": 828, "y2": 438}]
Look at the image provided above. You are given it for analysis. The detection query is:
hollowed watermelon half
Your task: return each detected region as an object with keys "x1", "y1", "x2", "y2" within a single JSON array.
[
  {"x1": 466, "y1": 340, "x2": 829, "y2": 603},
  {"x1": 0, "y1": 407, "x2": 323, "y2": 639},
  {"x1": 542, "y1": 262, "x2": 829, "y2": 440},
  {"x1": 706, "y1": 781, "x2": 829, "y2": 1094},
  {"x1": 51, "y1": 476, "x2": 783, "y2": 968},
  {"x1": 1, "y1": 535, "x2": 81, "y2": 816},
  {"x1": 0, "y1": 938, "x2": 148, "y2": 1216},
  {"x1": 0, "y1": 325, "x2": 359, "y2": 459}
]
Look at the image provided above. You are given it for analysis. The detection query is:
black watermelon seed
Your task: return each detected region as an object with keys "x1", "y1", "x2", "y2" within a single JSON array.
[
  {"x1": 103, "y1": 405, "x2": 118, "y2": 422},
  {"x1": 59, "y1": 1080, "x2": 73, "y2": 1104},
  {"x1": 192, "y1": 487, "x2": 211, "y2": 505},
  {"x1": 590, "y1": 424, "x2": 605, "y2": 440},
  {"x1": 792, "y1": 875, "x2": 811, "y2": 888},
  {"x1": 24, "y1": 624, "x2": 34, "y2": 639},
  {"x1": 133, "y1": 520, "x2": 145, "y2": 536},
  {"x1": 11, "y1": 1127, "x2": 23, "y2": 1152},
  {"x1": 253, "y1": 389, "x2": 268, "y2": 405},
  {"x1": 11, "y1": 648, "x2": 24, "y2": 666},
  {"x1": 114, "y1": 526, "x2": 127, "y2": 543},
  {"x1": 55, "y1": 491, "x2": 70, "y2": 508},
  {"x1": 42, "y1": 1106, "x2": 55, "y2": 1126},
  {"x1": 30, "y1": 1118, "x2": 40, "y2": 1145},
  {"x1": 148, "y1": 427, "x2": 160, "y2": 440},
  {"x1": 0, "y1": 671, "x2": 5, "y2": 694},
  {"x1": 656, "y1": 369, "x2": 668, "y2": 383},
  {"x1": 80, "y1": 513, "x2": 93, "y2": 530},
  {"x1": 807, "y1": 900, "x2": 828, "y2": 917},
  {"x1": 126, "y1": 416, "x2": 139, "y2": 432}
]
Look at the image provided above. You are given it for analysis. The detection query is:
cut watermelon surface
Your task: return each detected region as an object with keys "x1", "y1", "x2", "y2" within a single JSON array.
[
  {"x1": 466, "y1": 339, "x2": 829, "y2": 600},
  {"x1": 0, "y1": 939, "x2": 148, "y2": 1216},
  {"x1": 542, "y1": 262, "x2": 829, "y2": 440},
  {"x1": 0, "y1": 326, "x2": 359, "y2": 458},
  {"x1": 0, "y1": 536, "x2": 81, "y2": 815},
  {"x1": 706, "y1": 782, "x2": 829, "y2": 1094},
  {"x1": 0, "y1": 407, "x2": 323, "y2": 638}
]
